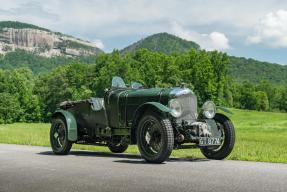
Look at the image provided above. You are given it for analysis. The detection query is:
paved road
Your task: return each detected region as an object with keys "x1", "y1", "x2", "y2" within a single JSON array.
[{"x1": 0, "y1": 144, "x2": 286, "y2": 192}]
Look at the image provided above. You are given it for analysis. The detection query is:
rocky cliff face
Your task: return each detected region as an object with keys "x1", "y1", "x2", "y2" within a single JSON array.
[{"x1": 0, "y1": 27, "x2": 103, "y2": 57}]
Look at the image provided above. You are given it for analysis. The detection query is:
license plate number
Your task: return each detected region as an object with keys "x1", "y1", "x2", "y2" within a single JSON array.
[{"x1": 198, "y1": 137, "x2": 221, "y2": 146}]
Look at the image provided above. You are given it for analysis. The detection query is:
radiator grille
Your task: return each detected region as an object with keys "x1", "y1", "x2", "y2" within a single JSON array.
[{"x1": 175, "y1": 94, "x2": 197, "y2": 124}]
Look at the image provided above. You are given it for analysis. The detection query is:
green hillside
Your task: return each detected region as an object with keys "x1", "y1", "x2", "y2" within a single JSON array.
[
  {"x1": 0, "y1": 49, "x2": 99, "y2": 73},
  {"x1": 121, "y1": 32, "x2": 200, "y2": 55},
  {"x1": 229, "y1": 56, "x2": 287, "y2": 85}
]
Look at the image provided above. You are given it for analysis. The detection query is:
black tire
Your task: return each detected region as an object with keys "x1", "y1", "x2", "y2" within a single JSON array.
[
  {"x1": 108, "y1": 141, "x2": 129, "y2": 153},
  {"x1": 137, "y1": 112, "x2": 174, "y2": 163},
  {"x1": 200, "y1": 113, "x2": 235, "y2": 160},
  {"x1": 50, "y1": 116, "x2": 73, "y2": 155}
]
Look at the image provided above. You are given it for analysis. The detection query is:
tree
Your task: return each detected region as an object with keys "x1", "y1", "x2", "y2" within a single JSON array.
[
  {"x1": 254, "y1": 91, "x2": 269, "y2": 111},
  {"x1": 278, "y1": 86, "x2": 287, "y2": 112},
  {"x1": 95, "y1": 51, "x2": 138, "y2": 96},
  {"x1": 35, "y1": 64, "x2": 94, "y2": 120},
  {"x1": 210, "y1": 51, "x2": 229, "y2": 104},
  {"x1": 256, "y1": 81, "x2": 275, "y2": 110},
  {"x1": 0, "y1": 93, "x2": 21, "y2": 123},
  {"x1": 192, "y1": 50, "x2": 217, "y2": 104},
  {"x1": 239, "y1": 81, "x2": 256, "y2": 110}
]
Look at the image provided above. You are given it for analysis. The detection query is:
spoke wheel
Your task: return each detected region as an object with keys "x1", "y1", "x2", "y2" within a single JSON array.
[
  {"x1": 200, "y1": 113, "x2": 235, "y2": 160},
  {"x1": 137, "y1": 112, "x2": 174, "y2": 163},
  {"x1": 108, "y1": 137, "x2": 129, "y2": 153},
  {"x1": 50, "y1": 116, "x2": 73, "y2": 155},
  {"x1": 141, "y1": 119, "x2": 163, "y2": 154}
]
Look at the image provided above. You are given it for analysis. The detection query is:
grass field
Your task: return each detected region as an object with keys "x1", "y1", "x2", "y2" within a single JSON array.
[{"x1": 1, "y1": 109, "x2": 287, "y2": 163}]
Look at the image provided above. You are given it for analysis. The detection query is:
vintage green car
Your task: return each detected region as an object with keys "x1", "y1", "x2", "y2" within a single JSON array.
[{"x1": 50, "y1": 76, "x2": 235, "y2": 163}]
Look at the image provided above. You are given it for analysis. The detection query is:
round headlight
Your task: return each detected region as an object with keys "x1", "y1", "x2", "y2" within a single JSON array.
[
  {"x1": 202, "y1": 101, "x2": 216, "y2": 119},
  {"x1": 169, "y1": 99, "x2": 182, "y2": 118}
]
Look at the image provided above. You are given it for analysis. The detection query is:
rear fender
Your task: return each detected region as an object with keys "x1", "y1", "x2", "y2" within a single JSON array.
[{"x1": 52, "y1": 109, "x2": 77, "y2": 142}]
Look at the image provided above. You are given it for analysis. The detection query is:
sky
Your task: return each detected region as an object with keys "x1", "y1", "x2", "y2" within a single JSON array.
[{"x1": 0, "y1": 0, "x2": 287, "y2": 65}]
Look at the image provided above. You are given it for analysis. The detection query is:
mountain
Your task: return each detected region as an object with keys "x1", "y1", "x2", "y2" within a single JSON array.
[
  {"x1": 121, "y1": 32, "x2": 200, "y2": 55},
  {"x1": 0, "y1": 21, "x2": 103, "y2": 57},
  {"x1": 121, "y1": 33, "x2": 287, "y2": 85}
]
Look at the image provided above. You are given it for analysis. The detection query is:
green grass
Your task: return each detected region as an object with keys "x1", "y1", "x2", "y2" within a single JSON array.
[{"x1": 1, "y1": 109, "x2": 287, "y2": 163}]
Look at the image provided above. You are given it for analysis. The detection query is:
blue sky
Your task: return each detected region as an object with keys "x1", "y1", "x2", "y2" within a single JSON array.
[{"x1": 0, "y1": 0, "x2": 287, "y2": 65}]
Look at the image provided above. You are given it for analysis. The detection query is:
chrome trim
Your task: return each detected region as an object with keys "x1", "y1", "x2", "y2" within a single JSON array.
[
  {"x1": 169, "y1": 88, "x2": 197, "y2": 124},
  {"x1": 170, "y1": 88, "x2": 193, "y2": 97}
]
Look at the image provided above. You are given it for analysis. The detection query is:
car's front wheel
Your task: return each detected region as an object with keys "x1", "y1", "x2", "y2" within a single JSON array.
[
  {"x1": 50, "y1": 116, "x2": 73, "y2": 155},
  {"x1": 200, "y1": 113, "x2": 235, "y2": 160},
  {"x1": 137, "y1": 112, "x2": 174, "y2": 163}
]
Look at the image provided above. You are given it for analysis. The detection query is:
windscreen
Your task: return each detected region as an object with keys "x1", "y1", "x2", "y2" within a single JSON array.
[{"x1": 111, "y1": 76, "x2": 126, "y2": 88}]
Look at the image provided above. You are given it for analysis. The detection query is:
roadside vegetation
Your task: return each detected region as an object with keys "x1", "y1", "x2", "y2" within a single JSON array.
[
  {"x1": 1, "y1": 109, "x2": 287, "y2": 163},
  {"x1": 0, "y1": 49, "x2": 286, "y2": 124}
]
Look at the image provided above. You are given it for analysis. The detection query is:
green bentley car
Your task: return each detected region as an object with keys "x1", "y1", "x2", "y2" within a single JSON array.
[{"x1": 50, "y1": 76, "x2": 235, "y2": 163}]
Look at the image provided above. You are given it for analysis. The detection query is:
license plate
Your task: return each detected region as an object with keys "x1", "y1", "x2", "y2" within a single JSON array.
[{"x1": 198, "y1": 137, "x2": 221, "y2": 146}]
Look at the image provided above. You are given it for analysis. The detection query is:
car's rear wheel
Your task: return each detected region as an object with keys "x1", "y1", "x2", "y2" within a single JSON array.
[
  {"x1": 108, "y1": 137, "x2": 129, "y2": 153},
  {"x1": 137, "y1": 112, "x2": 174, "y2": 163},
  {"x1": 200, "y1": 113, "x2": 235, "y2": 160},
  {"x1": 50, "y1": 116, "x2": 73, "y2": 155}
]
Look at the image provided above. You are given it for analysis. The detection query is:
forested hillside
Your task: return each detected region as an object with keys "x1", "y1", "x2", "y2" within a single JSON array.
[
  {"x1": 0, "y1": 49, "x2": 99, "y2": 73},
  {"x1": 121, "y1": 33, "x2": 200, "y2": 55},
  {"x1": 229, "y1": 56, "x2": 287, "y2": 85}
]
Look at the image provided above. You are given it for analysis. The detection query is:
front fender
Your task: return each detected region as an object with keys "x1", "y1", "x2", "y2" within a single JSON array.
[
  {"x1": 130, "y1": 102, "x2": 171, "y2": 144},
  {"x1": 52, "y1": 109, "x2": 77, "y2": 141},
  {"x1": 133, "y1": 102, "x2": 171, "y2": 123},
  {"x1": 143, "y1": 102, "x2": 171, "y2": 113},
  {"x1": 216, "y1": 106, "x2": 233, "y2": 115}
]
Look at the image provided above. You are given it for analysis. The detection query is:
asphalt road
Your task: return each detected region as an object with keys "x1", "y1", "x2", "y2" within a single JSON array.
[{"x1": 0, "y1": 144, "x2": 287, "y2": 192}]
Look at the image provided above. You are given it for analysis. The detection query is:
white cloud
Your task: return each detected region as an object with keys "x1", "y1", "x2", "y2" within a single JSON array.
[
  {"x1": 171, "y1": 22, "x2": 230, "y2": 51},
  {"x1": 93, "y1": 39, "x2": 104, "y2": 50},
  {"x1": 247, "y1": 10, "x2": 287, "y2": 48},
  {"x1": 0, "y1": 0, "x2": 59, "y2": 26},
  {"x1": 0, "y1": 0, "x2": 286, "y2": 36},
  {"x1": 0, "y1": 0, "x2": 287, "y2": 53}
]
